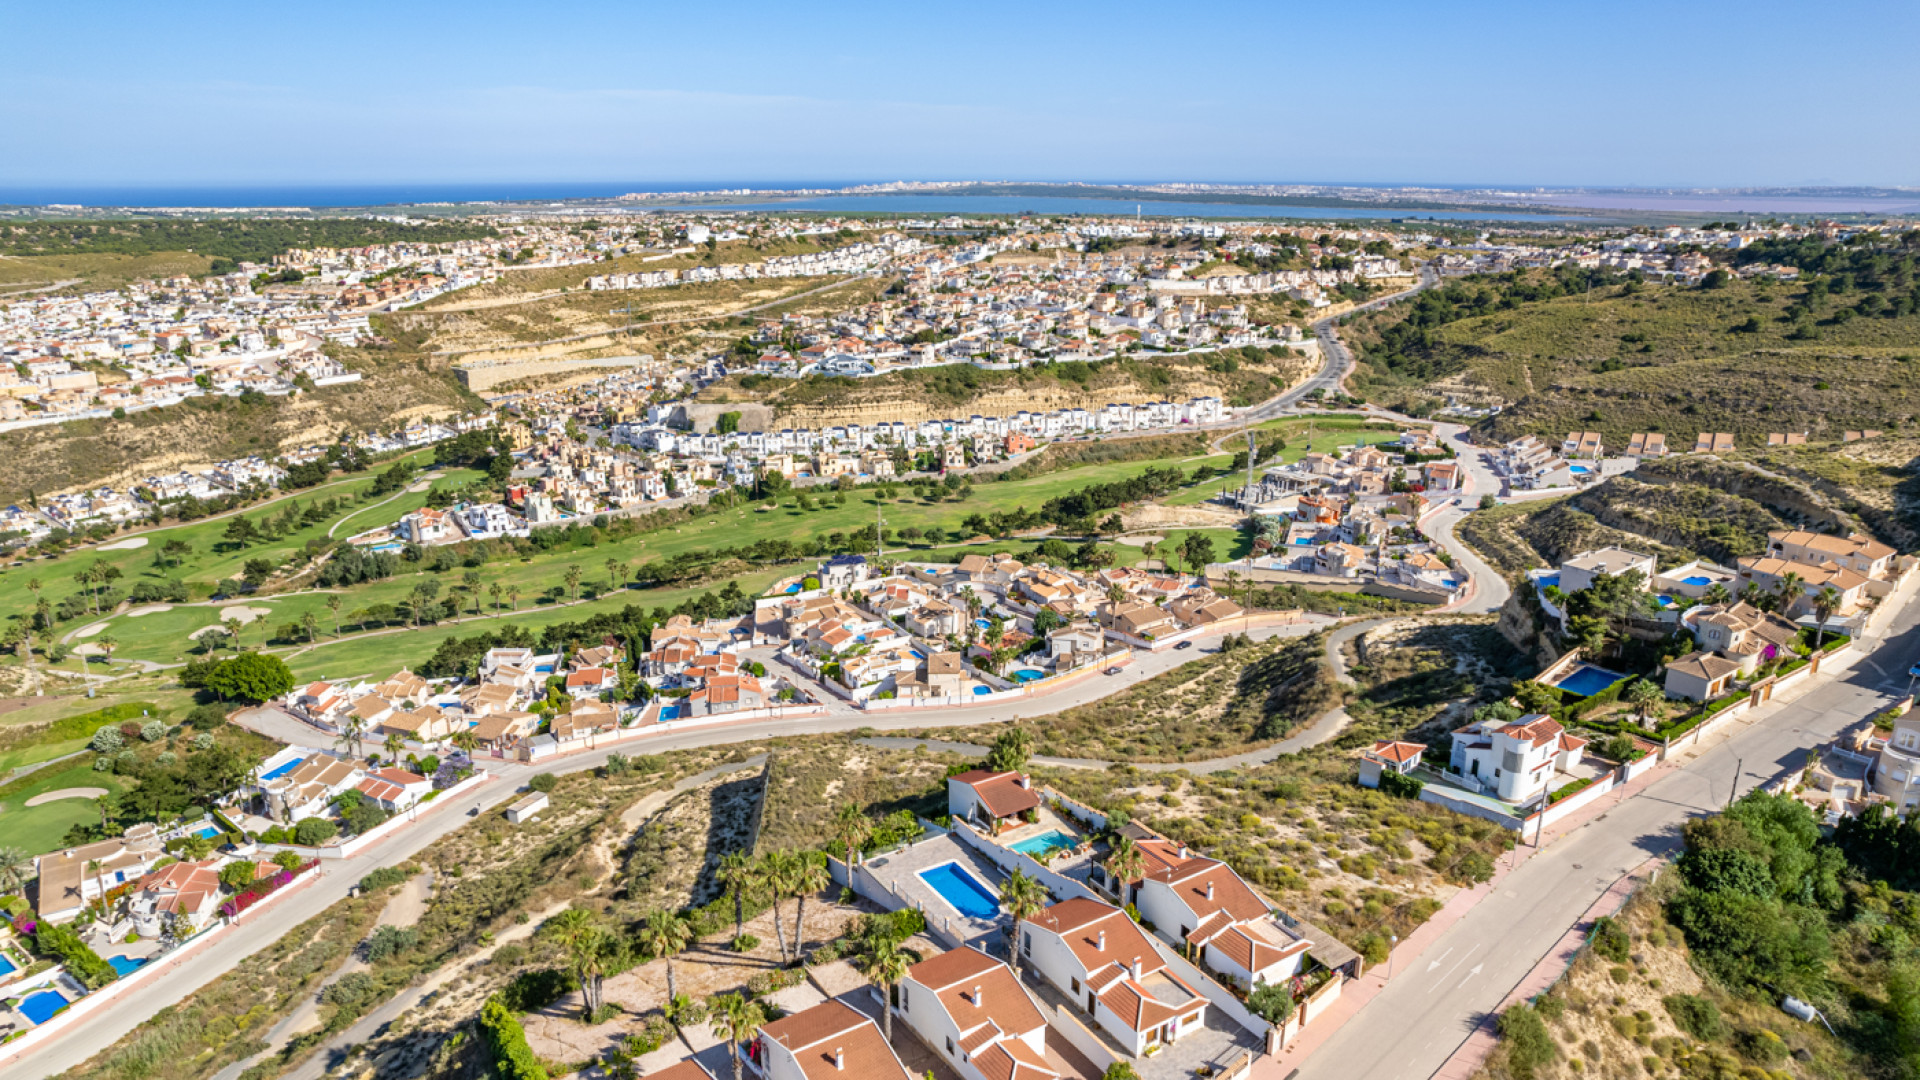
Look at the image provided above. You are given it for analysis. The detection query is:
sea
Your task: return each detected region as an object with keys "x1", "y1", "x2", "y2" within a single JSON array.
[{"x1": 0, "y1": 183, "x2": 1583, "y2": 221}]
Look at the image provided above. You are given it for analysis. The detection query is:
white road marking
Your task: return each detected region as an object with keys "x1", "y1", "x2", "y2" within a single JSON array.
[{"x1": 1426, "y1": 947, "x2": 1453, "y2": 973}]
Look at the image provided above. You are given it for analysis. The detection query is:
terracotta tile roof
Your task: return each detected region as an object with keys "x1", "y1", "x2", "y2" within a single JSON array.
[
  {"x1": 1369, "y1": 740, "x2": 1426, "y2": 764},
  {"x1": 949, "y1": 769, "x2": 1041, "y2": 818},
  {"x1": 759, "y1": 1000, "x2": 910, "y2": 1080}
]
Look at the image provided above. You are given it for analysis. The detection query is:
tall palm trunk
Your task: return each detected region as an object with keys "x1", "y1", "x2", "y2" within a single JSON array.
[
  {"x1": 770, "y1": 900, "x2": 790, "y2": 963},
  {"x1": 793, "y1": 893, "x2": 808, "y2": 959}
]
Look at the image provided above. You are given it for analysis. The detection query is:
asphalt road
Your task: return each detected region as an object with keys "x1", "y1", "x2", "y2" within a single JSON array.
[{"x1": 1294, "y1": 583, "x2": 1920, "y2": 1080}]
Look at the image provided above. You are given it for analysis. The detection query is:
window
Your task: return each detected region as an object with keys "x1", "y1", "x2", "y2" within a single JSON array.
[
  {"x1": 1070, "y1": 978, "x2": 1080, "y2": 994},
  {"x1": 1022, "y1": 932, "x2": 1031, "y2": 956},
  {"x1": 946, "y1": 1037, "x2": 955, "y2": 1056}
]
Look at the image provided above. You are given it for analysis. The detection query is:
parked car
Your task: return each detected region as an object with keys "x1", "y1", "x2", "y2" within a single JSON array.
[
  {"x1": 1104, "y1": 666, "x2": 1123, "y2": 676},
  {"x1": 1174, "y1": 640, "x2": 1194, "y2": 650}
]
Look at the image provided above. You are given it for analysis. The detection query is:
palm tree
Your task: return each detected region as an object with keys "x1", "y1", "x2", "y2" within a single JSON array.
[
  {"x1": 546, "y1": 908, "x2": 612, "y2": 1019},
  {"x1": 463, "y1": 570, "x2": 483, "y2": 614},
  {"x1": 709, "y1": 992, "x2": 766, "y2": 1080},
  {"x1": 1105, "y1": 834, "x2": 1145, "y2": 906},
  {"x1": 450, "y1": 729, "x2": 478, "y2": 755},
  {"x1": 1776, "y1": 570, "x2": 1806, "y2": 614},
  {"x1": 789, "y1": 853, "x2": 829, "y2": 959},
  {"x1": 831, "y1": 803, "x2": 872, "y2": 875},
  {"x1": 508, "y1": 586, "x2": 521, "y2": 612},
  {"x1": 0, "y1": 847, "x2": 27, "y2": 894},
  {"x1": 640, "y1": 908, "x2": 694, "y2": 1003},
  {"x1": 224, "y1": 617, "x2": 245, "y2": 649},
  {"x1": 383, "y1": 731, "x2": 406, "y2": 764},
  {"x1": 326, "y1": 593, "x2": 343, "y2": 636},
  {"x1": 1626, "y1": 679, "x2": 1664, "y2": 727},
  {"x1": 1000, "y1": 868, "x2": 1048, "y2": 978},
  {"x1": 1704, "y1": 582, "x2": 1731, "y2": 607},
  {"x1": 336, "y1": 713, "x2": 368, "y2": 761},
  {"x1": 857, "y1": 933, "x2": 910, "y2": 1042},
  {"x1": 762, "y1": 851, "x2": 795, "y2": 963},
  {"x1": 96, "y1": 790, "x2": 120, "y2": 831},
  {"x1": 95, "y1": 634, "x2": 118, "y2": 667},
  {"x1": 1811, "y1": 585, "x2": 1843, "y2": 649},
  {"x1": 565, "y1": 564, "x2": 583, "y2": 604},
  {"x1": 301, "y1": 612, "x2": 319, "y2": 643},
  {"x1": 489, "y1": 582, "x2": 503, "y2": 615},
  {"x1": 605, "y1": 558, "x2": 622, "y2": 594},
  {"x1": 86, "y1": 858, "x2": 107, "y2": 911},
  {"x1": 718, "y1": 851, "x2": 757, "y2": 941}
]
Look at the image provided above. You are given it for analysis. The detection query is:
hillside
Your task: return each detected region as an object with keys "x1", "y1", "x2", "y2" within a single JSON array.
[
  {"x1": 703, "y1": 346, "x2": 1314, "y2": 427},
  {"x1": 1456, "y1": 451, "x2": 1900, "y2": 577},
  {"x1": 0, "y1": 359, "x2": 472, "y2": 504},
  {"x1": 1345, "y1": 267, "x2": 1920, "y2": 437}
]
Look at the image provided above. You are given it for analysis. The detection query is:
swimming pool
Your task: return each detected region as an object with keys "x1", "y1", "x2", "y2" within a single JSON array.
[
  {"x1": 107, "y1": 955, "x2": 147, "y2": 977},
  {"x1": 191, "y1": 825, "x2": 221, "y2": 840},
  {"x1": 1554, "y1": 663, "x2": 1627, "y2": 698},
  {"x1": 1007, "y1": 829, "x2": 1077, "y2": 857},
  {"x1": 657, "y1": 704, "x2": 680, "y2": 721},
  {"x1": 19, "y1": 989, "x2": 69, "y2": 1025},
  {"x1": 918, "y1": 862, "x2": 1001, "y2": 920},
  {"x1": 1570, "y1": 465, "x2": 1592, "y2": 474},
  {"x1": 971, "y1": 686, "x2": 991, "y2": 696},
  {"x1": 1681, "y1": 575, "x2": 1714, "y2": 587},
  {"x1": 1010, "y1": 669, "x2": 1045, "y2": 684},
  {"x1": 260, "y1": 759, "x2": 301, "y2": 781},
  {"x1": 0, "y1": 954, "x2": 16, "y2": 977}
]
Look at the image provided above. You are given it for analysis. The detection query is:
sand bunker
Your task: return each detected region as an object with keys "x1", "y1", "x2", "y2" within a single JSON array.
[
  {"x1": 73, "y1": 622, "x2": 111, "y2": 639},
  {"x1": 97, "y1": 537, "x2": 150, "y2": 551},
  {"x1": 24, "y1": 787, "x2": 109, "y2": 806},
  {"x1": 126, "y1": 604, "x2": 174, "y2": 617},
  {"x1": 216, "y1": 605, "x2": 273, "y2": 624}
]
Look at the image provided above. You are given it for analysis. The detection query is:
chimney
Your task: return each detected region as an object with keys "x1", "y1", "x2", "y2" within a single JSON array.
[
  {"x1": 1097, "y1": 929, "x2": 1106, "y2": 951},
  {"x1": 1131, "y1": 958, "x2": 1142, "y2": 979},
  {"x1": 974, "y1": 984, "x2": 984, "y2": 1007},
  {"x1": 834, "y1": 1048, "x2": 844, "y2": 1071},
  {"x1": 1206, "y1": 882, "x2": 1215, "y2": 901},
  {"x1": 1179, "y1": 846, "x2": 1189, "y2": 859}
]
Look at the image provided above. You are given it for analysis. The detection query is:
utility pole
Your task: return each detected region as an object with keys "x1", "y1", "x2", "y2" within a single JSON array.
[
  {"x1": 1728, "y1": 757, "x2": 1743, "y2": 809},
  {"x1": 1244, "y1": 430, "x2": 1256, "y2": 510}
]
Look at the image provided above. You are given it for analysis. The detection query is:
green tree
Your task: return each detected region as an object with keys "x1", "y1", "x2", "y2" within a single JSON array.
[
  {"x1": 204, "y1": 652, "x2": 295, "y2": 703},
  {"x1": 1000, "y1": 868, "x2": 1048, "y2": 979},
  {"x1": 718, "y1": 851, "x2": 758, "y2": 941},
  {"x1": 546, "y1": 908, "x2": 615, "y2": 1019},
  {"x1": 984, "y1": 726, "x2": 1033, "y2": 773},
  {"x1": 857, "y1": 932, "x2": 910, "y2": 1042},
  {"x1": 639, "y1": 908, "x2": 694, "y2": 1004},
  {"x1": 832, "y1": 803, "x2": 873, "y2": 876},
  {"x1": 564, "y1": 564, "x2": 583, "y2": 603},
  {"x1": 709, "y1": 992, "x2": 766, "y2": 1080}
]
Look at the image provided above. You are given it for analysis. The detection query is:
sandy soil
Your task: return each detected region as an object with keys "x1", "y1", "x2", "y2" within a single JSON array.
[
  {"x1": 125, "y1": 605, "x2": 174, "y2": 617},
  {"x1": 23, "y1": 787, "x2": 109, "y2": 806},
  {"x1": 216, "y1": 604, "x2": 274, "y2": 624}
]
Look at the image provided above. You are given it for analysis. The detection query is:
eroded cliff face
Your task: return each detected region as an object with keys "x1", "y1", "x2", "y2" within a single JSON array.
[{"x1": 1496, "y1": 585, "x2": 1563, "y2": 671}]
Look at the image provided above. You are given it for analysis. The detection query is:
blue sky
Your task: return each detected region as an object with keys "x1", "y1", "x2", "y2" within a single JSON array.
[{"x1": 3, "y1": 0, "x2": 1915, "y2": 190}]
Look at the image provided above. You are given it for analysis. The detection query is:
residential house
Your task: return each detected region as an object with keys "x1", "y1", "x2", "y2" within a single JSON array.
[
  {"x1": 1664, "y1": 652, "x2": 1744, "y2": 703},
  {"x1": 355, "y1": 767, "x2": 433, "y2": 812},
  {"x1": 899, "y1": 947, "x2": 1062, "y2": 1080},
  {"x1": 1359, "y1": 741, "x2": 1426, "y2": 789},
  {"x1": 1625, "y1": 433, "x2": 1668, "y2": 458},
  {"x1": 1446, "y1": 713, "x2": 1587, "y2": 805},
  {"x1": 1019, "y1": 897, "x2": 1210, "y2": 1058},
  {"x1": 1559, "y1": 547, "x2": 1657, "y2": 594},
  {"x1": 128, "y1": 859, "x2": 224, "y2": 936},
  {"x1": 1871, "y1": 708, "x2": 1920, "y2": 811},
  {"x1": 260, "y1": 753, "x2": 364, "y2": 823},
  {"x1": 947, "y1": 769, "x2": 1041, "y2": 833},
  {"x1": 1766, "y1": 530, "x2": 1896, "y2": 581},
  {"x1": 754, "y1": 999, "x2": 913, "y2": 1080},
  {"x1": 1694, "y1": 432, "x2": 1735, "y2": 454},
  {"x1": 33, "y1": 824, "x2": 165, "y2": 922}
]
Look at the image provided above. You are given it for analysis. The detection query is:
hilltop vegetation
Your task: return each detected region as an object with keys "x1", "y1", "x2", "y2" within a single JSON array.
[
  {"x1": 705, "y1": 345, "x2": 1313, "y2": 425},
  {"x1": 1347, "y1": 234, "x2": 1920, "y2": 438},
  {"x1": 0, "y1": 218, "x2": 497, "y2": 268}
]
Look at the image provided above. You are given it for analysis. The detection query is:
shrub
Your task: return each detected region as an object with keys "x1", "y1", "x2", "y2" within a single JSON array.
[
  {"x1": 359, "y1": 866, "x2": 409, "y2": 891},
  {"x1": 90, "y1": 728, "x2": 124, "y2": 753},
  {"x1": 1378, "y1": 769, "x2": 1424, "y2": 799},
  {"x1": 139, "y1": 720, "x2": 166, "y2": 742},
  {"x1": 1738, "y1": 1028, "x2": 1788, "y2": 1063},
  {"x1": 1590, "y1": 915, "x2": 1630, "y2": 963},
  {"x1": 527, "y1": 773, "x2": 559, "y2": 794},
  {"x1": 480, "y1": 996, "x2": 550, "y2": 1080},
  {"x1": 33, "y1": 921, "x2": 117, "y2": 989},
  {"x1": 1247, "y1": 978, "x2": 1295, "y2": 1024},
  {"x1": 293, "y1": 817, "x2": 339, "y2": 846},
  {"x1": 1661, "y1": 994, "x2": 1724, "y2": 1041},
  {"x1": 319, "y1": 971, "x2": 378, "y2": 1009},
  {"x1": 1496, "y1": 1003, "x2": 1557, "y2": 1080},
  {"x1": 1534, "y1": 994, "x2": 1566, "y2": 1021},
  {"x1": 730, "y1": 934, "x2": 760, "y2": 953},
  {"x1": 496, "y1": 968, "x2": 576, "y2": 1013},
  {"x1": 365, "y1": 925, "x2": 419, "y2": 963}
]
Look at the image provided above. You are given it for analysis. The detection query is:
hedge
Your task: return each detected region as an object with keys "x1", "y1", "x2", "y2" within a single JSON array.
[
  {"x1": 34, "y1": 921, "x2": 117, "y2": 990},
  {"x1": 480, "y1": 997, "x2": 549, "y2": 1080},
  {"x1": 1548, "y1": 777, "x2": 1596, "y2": 804}
]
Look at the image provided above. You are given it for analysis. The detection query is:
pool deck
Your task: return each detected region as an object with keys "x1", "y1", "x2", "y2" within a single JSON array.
[{"x1": 861, "y1": 833, "x2": 1008, "y2": 952}]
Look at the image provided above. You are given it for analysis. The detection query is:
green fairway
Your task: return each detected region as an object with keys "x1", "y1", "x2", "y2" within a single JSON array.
[
  {"x1": 0, "y1": 762, "x2": 129, "y2": 856},
  {"x1": 1161, "y1": 425, "x2": 1407, "y2": 506}
]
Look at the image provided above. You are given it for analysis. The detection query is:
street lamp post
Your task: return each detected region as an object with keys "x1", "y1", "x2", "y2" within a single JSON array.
[{"x1": 1386, "y1": 933, "x2": 1399, "y2": 980}]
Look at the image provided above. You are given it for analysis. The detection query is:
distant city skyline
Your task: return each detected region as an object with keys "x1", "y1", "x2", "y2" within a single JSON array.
[{"x1": 3, "y1": 0, "x2": 1915, "y2": 190}]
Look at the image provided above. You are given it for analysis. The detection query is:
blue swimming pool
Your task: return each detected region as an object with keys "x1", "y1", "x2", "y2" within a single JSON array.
[
  {"x1": 1007, "y1": 829, "x2": 1077, "y2": 857},
  {"x1": 0, "y1": 954, "x2": 16, "y2": 977},
  {"x1": 261, "y1": 759, "x2": 300, "y2": 781},
  {"x1": 1554, "y1": 664, "x2": 1627, "y2": 698},
  {"x1": 910, "y1": 650, "x2": 926, "y2": 660},
  {"x1": 658, "y1": 704, "x2": 680, "y2": 721},
  {"x1": 1681, "y1": 575, "x2": 1714, "y2": 587},
  {"x1": 918, "y1": 862, "x2": 1000, "y2": 919},
  {"x1": 19, "y1": 990, "x2": 69, "y2": 1025},
  {"x1": 1570, "y1": 465, "x2": 1592, "y2": 474},
  {"x1": 192, "y1": 825, "x2": 220, "y2": 840},
  {"x1": 1010, "y1": 669, "x2": 1045, "y2": 684},
  {"x1": 971, "y1": 686, "x2": 991, "y2": 696},
  {"x1": 975, "y1": 618, "x2": 992, "y2": 629},
  {"x1": 107, "y1": 955, "x2": 147, "y2": 977}
]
